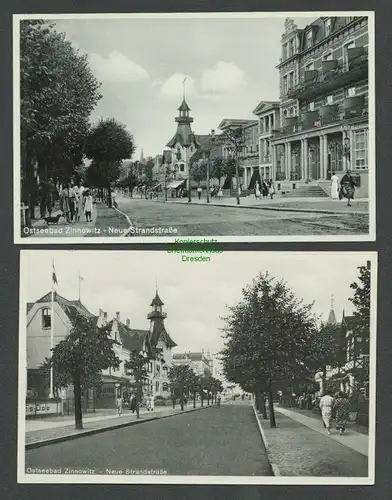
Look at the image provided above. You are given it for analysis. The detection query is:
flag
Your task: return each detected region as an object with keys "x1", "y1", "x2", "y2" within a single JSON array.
[
  {"x1": 52, "y1": 261, "x2": 58, "y2": 286},
  {"x1": 182, "y1": 77, "x2": 187, "y2": 84}
]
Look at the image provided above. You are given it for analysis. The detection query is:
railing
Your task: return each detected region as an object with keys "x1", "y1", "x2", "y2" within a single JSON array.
[
  {"x1": 286, "y1": 52, "x2": 368, "y2": 100},
  {"x1": 275, "y1": 172, "x2": 286, "y2": 181},
  {"x1": 290, "y1": 172, "x2": 301, "y2": 181}
]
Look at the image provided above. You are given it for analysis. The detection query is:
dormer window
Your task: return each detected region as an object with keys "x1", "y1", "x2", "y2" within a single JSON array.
[
  {"x1": 324, "y1": 18, "x2": 331, "y2": 37},
  {"x1": 42, "y1": 308, "x2": 51, "y2": 329},
  {"x1": 306, "y1": 31, "x2": 313, "y2": 49}
]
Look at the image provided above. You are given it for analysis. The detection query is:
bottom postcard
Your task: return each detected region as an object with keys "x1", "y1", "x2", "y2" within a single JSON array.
[{"x1": 18, "y1": 250, "x2": 376, "y2": 484}]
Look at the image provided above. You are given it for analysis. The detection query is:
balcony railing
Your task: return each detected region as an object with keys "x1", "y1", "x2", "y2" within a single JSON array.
[
  {"x1": 272, "y1": 105, "x2": 368, "y2": 138},
  {"x1": 286, "y1": 52, "x2": 368, "y2": 101}
]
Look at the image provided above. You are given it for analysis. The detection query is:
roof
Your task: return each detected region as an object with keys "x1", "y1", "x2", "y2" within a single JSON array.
[
  {"x1": 253, "y1": 100, "x2": 280, "y2": 115},
  {"x1": 150, "y1": 317, "x2": 177, "y2": 348},
  {"x1": 342, "y1": 314, "x2": 355, "y2": 330},
  {"x1": 178, "y1": 99, "x2": 191, "y2": 112},
  {"x1": 109, "y1": 319, "x2": 150, "y2": 353},
  {"x1": 166, "y1": 125, "x2": 199, "y2": 148},
  {"x1": 35, "y1": 292, "x2": 94, "y2": 318},
  {"x1": 327, "y1": 308, "x2": 337, "y2": 326},
  {"x1": 217, "y1": 119, "x2": 254, "y2": 130},
  {"x1": 162, "y1": 150, "x2": 172, "y2": 163},
  {"x1": 173, "y1": 352, "x2": 207, "y2": 362},
  {"x1": 150, "y1": 291, "x2": 164, "y2": 307}
]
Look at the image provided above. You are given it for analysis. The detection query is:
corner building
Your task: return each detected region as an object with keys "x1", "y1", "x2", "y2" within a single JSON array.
[{"x1": 271, "y1": 16, "x2": 369, "y2": 197}]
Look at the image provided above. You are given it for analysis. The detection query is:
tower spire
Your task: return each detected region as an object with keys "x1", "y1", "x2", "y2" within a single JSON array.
[
  {"x1": 182, "y1": 77, "x2": 187, "y2": 100},
  {"x1": 330, "y1": 294, "x2": 334, "y2": 310}
]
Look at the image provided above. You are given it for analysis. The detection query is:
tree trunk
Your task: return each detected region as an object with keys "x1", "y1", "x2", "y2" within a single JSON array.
[
  {"x1": 261, "y1": 393, "x2": 268, "y2": 420},
  {"x1": 107, "y1": 182, "x2": 112, "y2": 208},
  {"x1": 180, "y1": 396, "x2": 184, "y2": 411},
  {"x1": 201, "y1": 392, "x2": 204, "y2": 407},
  {"x1": 73, "y1": 375, "x2": 83, "y2": 429},
  {"x1": 193, "y1": 392, "x2": 196, "y2": 408},
  {"x1": 268, "y1": 389, "x2": 276, "y2": 428}
]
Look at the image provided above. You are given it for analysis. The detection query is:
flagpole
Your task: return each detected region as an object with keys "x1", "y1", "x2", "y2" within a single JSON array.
[
  {"x1": 49, "y1": 264, "x2": 55, "y2": 399},
  {"x1": 78, "y1": 272, "x2": 81, "y2": 302}
]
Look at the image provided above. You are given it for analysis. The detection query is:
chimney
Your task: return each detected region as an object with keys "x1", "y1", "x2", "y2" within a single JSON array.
[
  {"x1": 116, "y1": 311, "x2": 120, "y2": 322},
  {"x1": 126, "y1": 318, "x2": 130, "y2": 328}
]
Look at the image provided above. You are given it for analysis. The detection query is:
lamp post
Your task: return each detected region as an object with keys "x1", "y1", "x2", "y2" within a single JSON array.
[
  {"x1": 224, "y1": 127, "x2": 245, "y2": 205},
  {"x1": 206, "y1": 129, "x2": 216, "y2": 204}
]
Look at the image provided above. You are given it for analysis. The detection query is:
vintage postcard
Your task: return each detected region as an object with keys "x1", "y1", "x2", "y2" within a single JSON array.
[
  {"x1": 13, "y1": 12, "x2": 375, "y2": 243},
  {"x1": 18, "y1": 250, "x2": 376, "y2": 484}
]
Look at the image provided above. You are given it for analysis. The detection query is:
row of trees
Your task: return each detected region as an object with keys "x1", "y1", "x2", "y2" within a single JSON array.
[
  {"x1": 21, "y1": 20, "x2": 136, "y2": 217},
  {"x1": 220, "y1": 264, "x2": 371, "y2": 428}
]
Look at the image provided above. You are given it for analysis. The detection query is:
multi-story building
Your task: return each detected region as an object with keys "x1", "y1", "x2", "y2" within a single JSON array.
[
  {"x1": 172, "y1": 350, "x2": 212, "y2": 377},
  {"x1": 25, "y1": 289, "x2": 177, "y2": 409},
  {"x1": 253, "y1": 101, "x2": 281, "y2": 182},
  {"x1": 271, "y1": 16, "x2": 369, "y2": 197},
  {"x1": 217, "y1": 119, "x2": 259, "y2": 189}
]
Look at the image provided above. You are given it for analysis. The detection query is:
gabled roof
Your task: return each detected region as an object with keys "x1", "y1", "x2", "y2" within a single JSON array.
[
  {"x1": 217, "y1": 118, "x2": 254, "y2": 130},
  {"x1": 109, "y1": 319, "x2": 150, "y2": 353},
  {"x1": 253, "y1": 100, "x2": 280, "y2": 115},
  {"x1": 35, "y1": 292, "x2": 94, "y2": 318},
  {"x1": 166, "y1": 125, "x2": 199, "y2": 149},
  {"x1": 342, "y1": 314, "x2": 355, "y2": 330}
]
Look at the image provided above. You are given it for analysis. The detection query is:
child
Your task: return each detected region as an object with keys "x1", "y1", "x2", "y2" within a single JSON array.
[{"x1": 84, "y1": 189, "x2": 93, "y2": 222}]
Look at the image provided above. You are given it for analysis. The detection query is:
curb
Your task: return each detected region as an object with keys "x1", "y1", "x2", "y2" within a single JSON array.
[
  {"x1": 252, "y1": 405, "x2": 275, "y2": 477},
  {"x1": 150, "y1": 199, "x2": 366, "y2": 216},
  {"x1": 25, "y1": 404, "x2": 213, "y2": 450}
]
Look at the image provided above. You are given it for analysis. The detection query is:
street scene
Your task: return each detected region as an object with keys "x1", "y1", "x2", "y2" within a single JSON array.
[
  {"x1": 19, "y1": 251, "x2": 375, "y2": 483},
  {"x1": 16, "y1": 14, "x2": 373, "y2": 241}
]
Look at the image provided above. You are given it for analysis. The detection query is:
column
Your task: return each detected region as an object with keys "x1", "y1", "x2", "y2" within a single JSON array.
[
  {"x1": 303, "y1": 138, "x2": 309, "y2": 180},
  {"x1": 300, "y1": 139, "x2": 305, "y2": 180},
  {"x1": 272, "y1": 145, "x2": 277, "y2": 180},
  {"x1": 348, "y1": 128, "x2": 354, "y2": 171},
  {"x1": 342, "y1": 130, "x2": 348, "y2": 171},
  {"x1": 322, "y1": 135, "x2": 329, "y2": 179},
  {"x1": 286, "y1": 142, "x2": 291, "y2": 180},
  {"x1": 243, "y1": 166, "x2": 247, "y2": 188}
]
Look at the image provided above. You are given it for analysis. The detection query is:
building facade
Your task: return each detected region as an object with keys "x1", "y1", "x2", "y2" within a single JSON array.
[
  {"x1": 271, "y1": 16, "x2": 369, "y2": 197},
  {"x1": 172, "y1": 350, "x2": 212, "y2": 377},
  {"x1": 253, "y1": 101, "x2": 281, "y2": 182}
]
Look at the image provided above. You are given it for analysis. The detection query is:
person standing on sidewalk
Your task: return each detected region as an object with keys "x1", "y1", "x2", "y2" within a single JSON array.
[
  {"x1": 130, "y1": 395, "x2": 136, "y2": 414},
  {"x1": 116, "y1": 395, "x2": 123, "y2": 417},
  {"x1": 218, "y1": 187, "x2": 223, "y2": 201},
  {"x1": 334, "y1": 392, "x2": 350, "y2": 435},
  {"x1": 217, "y1": 394, "x2": 221, "y2": 407},
  {"x1": 197, "y1": 186, "x2": 202, "y2": 200},
  {"x1": 319, "y1": 390, "x2": 335, "y2": 435},
  {"x1": 84, "y1": 189, "x2": 93, "y2": 222}
]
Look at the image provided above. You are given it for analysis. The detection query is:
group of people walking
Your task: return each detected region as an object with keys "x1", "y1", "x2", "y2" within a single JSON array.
[
  {"x1": 59, "y1": 180, "x2": 94, "y2": 223},
  {"x1": 330, "y1": 170, "x2": 357, "y2": 206},
  {"x1": 254, "y1": 180, "x2": 275, "y2": 200},
  {"x1": 319, "y1": 390, "x2": 351, "y2": 436}
]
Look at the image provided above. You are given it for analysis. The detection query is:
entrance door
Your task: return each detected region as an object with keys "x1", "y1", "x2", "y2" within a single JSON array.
[{"x1": 310, "y1": 144, "x2": 321, "y2": 180}]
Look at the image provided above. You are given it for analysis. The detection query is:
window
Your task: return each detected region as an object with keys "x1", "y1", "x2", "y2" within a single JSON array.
[
  {"x1": 42, "y1": 308, "x2": 51, "y2": 329},
  {"x1": 325, "y1": 95, "x2": 333, "y2": 105},
  {"x1": 353, "y1": 129, "x2": 368, "y2": 170},
  {"x1": 256, "y1": 144, "x2": 259, "y2": 152},
  {"x1": 323, "y1": 52, "x2": 333, "y2": 61},
  {"x1": 308, "y1": 101, "x2": 315, "y2": 111},
  {"x1": 282, "y1": 43, "x2": 287, "y2": 60},
  {"x1": 288, "y1": 72, "x2": 294, "y2": 90},
  {"x1": 346, "y1": 86, "x2": 356, "y2": 97},
  {"x1": 305, "y1": 62, "x2": 314, "y2": 71},
  {"x1": 283, "y1": 74, "x2": 288, "y2": 94},
  {"x1": 156, "y1": 381, "x2": 159, "y2": 392},
  {"x1": 288, "y1": 39, "x2": 294, "y2": 57},
  {"x1": 344, "y1": 41, "x2": 355, "y2": 68},
  {"x1": 179, "y1": 164, "x2": 185, "y2": 172},
  {"x1": 306, "y1": 30, "x2": 313, "y2": 48},
  {"x1": 324, "y1": 18, "x2": 331, "y2": 37}
]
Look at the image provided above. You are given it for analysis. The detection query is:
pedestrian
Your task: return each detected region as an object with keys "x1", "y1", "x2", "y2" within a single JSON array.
[
  {"x1": 255, "y1": 182, "x2": 261, "y2": 199},
  {"x1": 268, "y1": 180, "x2": 275, "y2": 200},
  {"x1": 172, "y1": 394, "x2": 176, "y2": 409},
  {"x1": 59, "y1": 183, "x2": 71, "y2": 223},
  {"x1": 217, "y1": 394, "x2": 221, "y2": 407},
  {"x1": 339, "y1": 169, "x2": 356, "y2": 206},
  {"x1": 68, "y1": 180, "x2": 77, "y2": 222},
  {"x1": 330, "y1": 171, "x2": 340, "y2": 200},
  {"x1": 197, "y1": 186, "x2": 202, "y2": 200},
  {"x1": 218, "y1": 187, "x2": 223, "y2": 201},
  {"x1": 116, "y1": 395, "x2": 123, "y2": 417},
  {"x1": 130, "y1": 395, "x2": 136, "y2": 414},
  {"x1": 262, "y1": 181, "x2": 269, "y2": 199},
  {"x1": 84, "y1": 189, "x2": 93, "y2": 222},
  {"x1": 334, "y1": 392, "x2": 350, "y2": 435},
  {"x1": 74, "y1": 179, "x2": 85, "y2": 222},
  {"x1": 150, "y1": 394, "x2": 155, "y2": 412},
  {"x1": 319, "y1": 390, "x2": 335, "y2": 435}
]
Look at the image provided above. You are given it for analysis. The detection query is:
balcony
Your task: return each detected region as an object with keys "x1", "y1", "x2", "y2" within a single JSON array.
[
  {"x1": 272, "y1": 103, "x2": 368, "y2": 138},
  {"x1": 287, "y1": 50, "x2": 368, "y2": 101}
]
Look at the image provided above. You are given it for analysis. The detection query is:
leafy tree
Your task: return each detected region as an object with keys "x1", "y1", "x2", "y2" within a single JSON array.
[
  {"x1": 190, "y1": 158, "x2": 207, "y2": 186},
  {"x1": 125, "y1": 350, "x2": 150, "y2": 418},
  {"x1": 211, "y1": 157, "x2": 224, "y2": 187},
  {"x1": 42, "y1": 309, "x2": 120, "y2": 429},
  {"x1": 168, "y1": 365, "x2": 195, "y2": 411},
  {"x1": 349, "y1": 261, "x2": 371, "y2": 353},
  {"x1": 20, "y1": 20, "x2": 102, "y2": 218},
  {"x1": 220, "y1": 272, "x2": 318, "y2": 428},
  {"x1": 85, "y1": 118, "x2": 136, "y2": 207}
]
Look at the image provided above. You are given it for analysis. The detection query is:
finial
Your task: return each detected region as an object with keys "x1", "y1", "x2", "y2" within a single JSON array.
[
  {"x1": 330, "y1": 294, "x2": 334, "y2": 310},
  {"x1": 182, "y1": 77, "x2": 187, "y2": 100}
]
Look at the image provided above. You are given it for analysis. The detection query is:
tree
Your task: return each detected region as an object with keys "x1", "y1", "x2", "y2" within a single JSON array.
[
  {"x1": 220, "y1": 272, "x2": 318, "y2": 428},
  {"x1": 221, "y1": 158, "x2": 237, "y2": 189},
  {"x1": 85, "y1": 118, "x2": 136, "y2": 207},
  {"x1": 349, "y1": 261, "x2": 371, "y2": 353},
  {"x1": 168, "y1": 365, "x2": 195, "y2": 411},
  {"x1": 125, "y1": 350, "x2": 150, "y2": 419},
  {"x1": 20, "y1": 20, "x2": 102, "y2": 218},
  {"x1": 211, "y1": 157, "x2": 224, "y2": 187},
  {"x1": 190, "y1": 158, "x2": 207, "y2": 186},
  {"x1": 43, "y1": 309, "x2": 120, "y2": 429}
]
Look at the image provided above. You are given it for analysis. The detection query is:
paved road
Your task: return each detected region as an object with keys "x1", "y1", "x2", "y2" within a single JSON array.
[
  {"x1": 115, "y1": 197, "x2": 368, "y2": 236},
  {"x1": 25, "y1": 403, "x2": 271, "y2": 476}
]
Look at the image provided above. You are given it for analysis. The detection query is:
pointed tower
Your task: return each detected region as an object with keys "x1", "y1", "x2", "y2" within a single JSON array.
[
  {"x1": 327, "y1": 294, "x2": 337, "y2": 326},
  {"x1": 147, "y1": 290, "x2": 177, "y2": 349},
  {"x1": 140, "y1": 148, "x2": 145, "y2": 164}
]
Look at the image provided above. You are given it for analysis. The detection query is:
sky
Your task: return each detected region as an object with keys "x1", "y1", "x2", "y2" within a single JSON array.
[
  {"x1": 21, "y1": 251, "x2": 373, "y2": 356},
  {"x1": 49, "y1": 14, "x2": 317, "y2": 160}
]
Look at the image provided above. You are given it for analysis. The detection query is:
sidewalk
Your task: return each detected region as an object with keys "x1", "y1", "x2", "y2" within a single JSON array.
[
  {"x1": 126, "y1": 193, "x2": 368, "y2": 215},
  {"x1": 258, "y1": 411, "x2": 368, "y2": 477},
  {"x1": 25, "y1": 402, "x2": 211, "y2": 447}
]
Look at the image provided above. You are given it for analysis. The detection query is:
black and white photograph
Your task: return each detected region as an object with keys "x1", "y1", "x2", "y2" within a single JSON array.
[
  {"x1": 18, "y1": 251, "x2": 376, "y2": 484},
  {"x1": 14, "y1": 12, "x2": 375, "y2": 243}
]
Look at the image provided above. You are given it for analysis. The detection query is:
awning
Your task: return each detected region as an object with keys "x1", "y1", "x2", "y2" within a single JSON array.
[
  {"x1": 152, "y1": 183, "x2": 162, "y2": 190},
  {"x1": 167, "y1": 180, "x2": 186, "y2": 190}
]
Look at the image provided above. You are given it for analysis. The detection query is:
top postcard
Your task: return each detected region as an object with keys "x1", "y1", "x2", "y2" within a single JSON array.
[{"x1": 13, "y1": 12, "x2": 375, "y2": 243}]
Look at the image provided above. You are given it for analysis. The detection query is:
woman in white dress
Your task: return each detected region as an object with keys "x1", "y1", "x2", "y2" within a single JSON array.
[
  {"x1": 74, "y1": 180, "x2": 85, "y2": 221},
  {"x1": 330, "y1": 172, "x2": 340, "y2": 200},
  {"x1": 255, "y1": 182, "x2": 261, "y2": 199}
]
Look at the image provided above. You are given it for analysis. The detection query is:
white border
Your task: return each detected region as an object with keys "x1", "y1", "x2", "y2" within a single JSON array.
[
  {"x1": 17, "y1": 251, "x2": 377, "y2": 484},
  {"x1": 13, "y1": 11, "x2": 375, "y2": 244}
]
